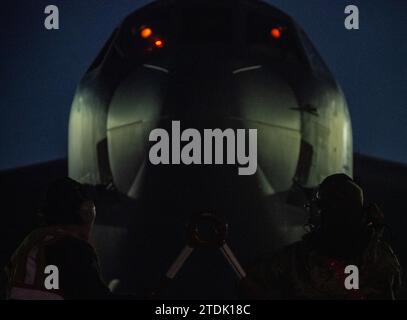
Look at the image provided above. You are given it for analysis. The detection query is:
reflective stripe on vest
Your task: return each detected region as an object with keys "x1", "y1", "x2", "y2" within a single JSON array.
[
  {"x1": 7, "y1": 227, "x2": 81, "y2": 300},
  {"x1": 24, "y1": 246, "x2": 39, "y2": 285}
]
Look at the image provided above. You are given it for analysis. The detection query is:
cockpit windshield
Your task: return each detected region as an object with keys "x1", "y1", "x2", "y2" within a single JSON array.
[
  {"x1": 116, "y1": 4, "x2": 306, "y2": 65},
  {"x1": 177, "y1": 8, "x2": 233, "y2": 44}
]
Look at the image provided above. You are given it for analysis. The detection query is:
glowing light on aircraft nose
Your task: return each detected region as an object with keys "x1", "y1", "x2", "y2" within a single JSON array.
[
  {"x1": 140, "y1": 27, "x2": 153, "y2": 38},
  {"x1": 271, "y1": 27, "x2": 282, "y2": 39},
  {"x1": 154, "y1": 39, "x2": 164, "y2": 48}
]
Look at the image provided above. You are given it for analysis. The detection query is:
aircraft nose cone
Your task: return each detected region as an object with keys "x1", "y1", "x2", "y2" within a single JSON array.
[{"x1": 107, "y1": 60, "x2": 302, "y2": 196}]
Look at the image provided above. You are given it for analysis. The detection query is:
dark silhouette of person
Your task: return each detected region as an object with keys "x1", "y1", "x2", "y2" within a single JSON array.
[
  {"x1": 5, "y1": 177, "x2": 121, "y2": 300},
  {"x1": 240, "y1": 174, "x2": 401, "y2": 300}
]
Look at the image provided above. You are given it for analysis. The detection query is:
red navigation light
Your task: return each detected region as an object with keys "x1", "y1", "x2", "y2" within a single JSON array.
[
  {"x1": 271, "y1": 27, "x2": 282, "y2": 39},
  {"x1": 154, "y1": 39, "x2": 164, "y2": 48},
  {"x1": 140, "y1": 27, "x2": 153, "y2": 39}
]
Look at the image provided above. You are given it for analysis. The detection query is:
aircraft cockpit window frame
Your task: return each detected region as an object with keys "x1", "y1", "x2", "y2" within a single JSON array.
[
  {"x1": 297, "y1": 27, "x2": 334, "y2": 79},
  {"x1": 87, "y1": 28, "x2": 118, "y2": 72}
]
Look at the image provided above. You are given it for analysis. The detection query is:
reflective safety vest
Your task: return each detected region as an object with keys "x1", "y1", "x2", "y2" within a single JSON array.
[{"x1": 6, "y1": 226, "x2": 84, "y2": 300}]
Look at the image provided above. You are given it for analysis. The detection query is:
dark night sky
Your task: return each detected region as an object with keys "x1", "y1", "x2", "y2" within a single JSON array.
[{"x1": 0, "y1": 0, "x2": 406, "y2": 171}]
